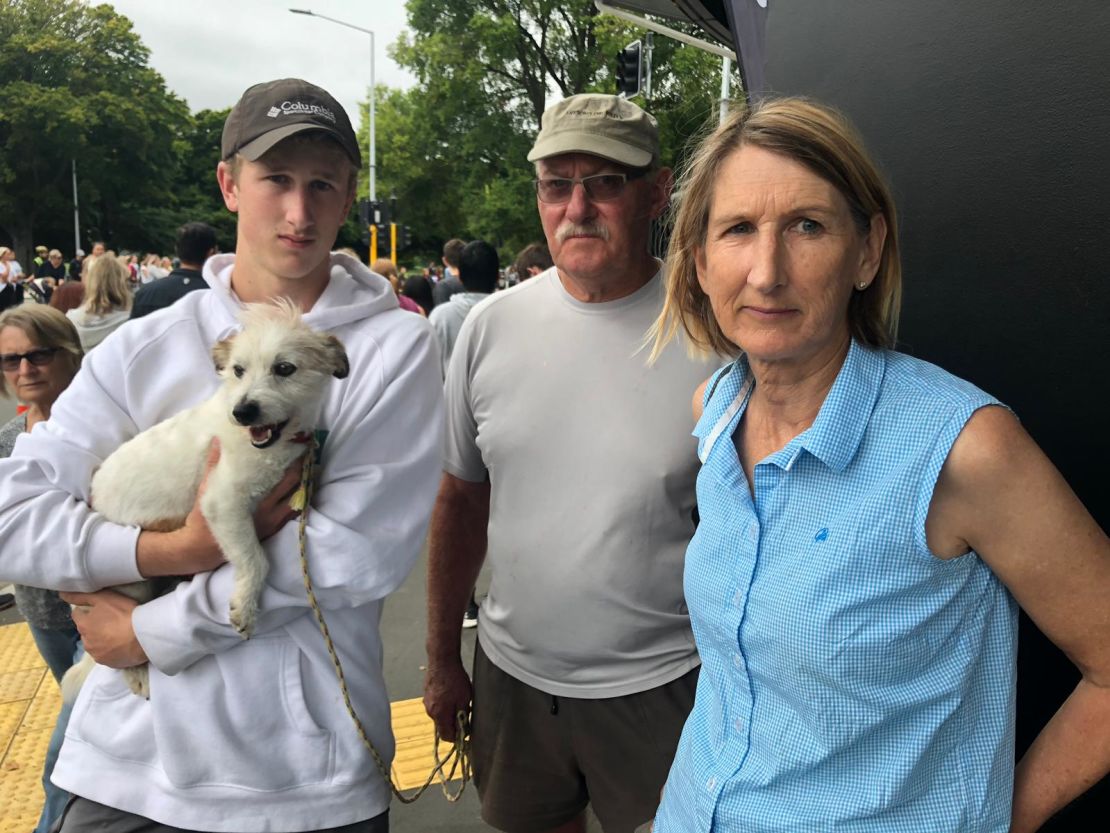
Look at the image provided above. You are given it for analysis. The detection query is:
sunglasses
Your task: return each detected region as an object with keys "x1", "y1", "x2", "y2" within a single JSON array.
[
  {"x1": 533, "y1": 171, "x2": 646, "y2": 204},
  {"x1": 0, "y1": 347, "x2": 60, "y2": 372}
]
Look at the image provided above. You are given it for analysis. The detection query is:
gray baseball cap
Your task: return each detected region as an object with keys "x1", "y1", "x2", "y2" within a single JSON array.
[
  {"x1": 527, "y1": 94, "x2": 658, "y2": 168},
  {"x1": 221, "y1": 78, "x2": 362, "y2": 167}
]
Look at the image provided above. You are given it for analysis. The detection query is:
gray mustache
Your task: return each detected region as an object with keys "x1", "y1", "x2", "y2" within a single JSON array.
[{"x1": 556, "y1": 223, "x2": 611, "y2": 243}]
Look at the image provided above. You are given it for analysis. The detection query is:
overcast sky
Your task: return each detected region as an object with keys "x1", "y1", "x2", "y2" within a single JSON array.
[{"x1": 106, "y1": 0, "x2": 416, "y2": 126}]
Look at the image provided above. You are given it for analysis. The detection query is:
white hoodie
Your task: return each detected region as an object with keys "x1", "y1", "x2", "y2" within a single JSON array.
[{"x1": 0, "y1": 253, "x2": 444, "y2": 831}]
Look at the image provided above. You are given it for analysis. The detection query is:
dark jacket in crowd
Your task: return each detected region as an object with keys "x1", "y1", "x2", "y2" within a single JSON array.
[
  {"x1": 0, "y1": 282, "x2": 22, "y2": 312},
  {"x1": 129, "y1": 267, "x2": 208, "y2": 320},
  {"x1": 35, "y1": 262, "x2": 66, "y2": 281},
  {"x1": 432, "y1": 274, "x2": 465, "y2": 307}
]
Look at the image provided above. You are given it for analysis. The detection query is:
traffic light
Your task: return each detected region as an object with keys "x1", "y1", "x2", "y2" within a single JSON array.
[
  {"x1": 369, "y1": 223, "x2": 390, "y2": 261},
  {"x1": 397, "y1": 225, "x2": 412, "y2": 251},
  {"x1": 615, "y1": 40, "x2": 642, "y2": 98},
  {"x1": 359, "y1": 200, "x2": 387, "y2": 226}
]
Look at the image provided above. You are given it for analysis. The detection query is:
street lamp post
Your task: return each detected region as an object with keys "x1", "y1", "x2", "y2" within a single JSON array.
[{"x1": 289, "y1": 8, "x2": 376, "y2": 203}]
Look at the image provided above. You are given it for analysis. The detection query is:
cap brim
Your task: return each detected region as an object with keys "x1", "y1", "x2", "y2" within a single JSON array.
[
  {"x1": 527, "y1": 134, "x2": 653, "y2": 168},
  {"x1": 236, "y1": 123, "x2": 357, "y2": 164}
]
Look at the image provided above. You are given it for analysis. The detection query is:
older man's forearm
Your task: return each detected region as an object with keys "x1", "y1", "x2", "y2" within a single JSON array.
[{"x1": 425, "y1": 472, "x2": 490, "y2": 667}]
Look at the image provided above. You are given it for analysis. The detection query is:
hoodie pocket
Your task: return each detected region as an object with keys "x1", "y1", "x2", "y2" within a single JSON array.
[
  {"x1": 150, "y1": 637, "x2": 335, "y2": 790},
  {"x1": 70, "y1": 668, "x2": 162, "y2": 770}
]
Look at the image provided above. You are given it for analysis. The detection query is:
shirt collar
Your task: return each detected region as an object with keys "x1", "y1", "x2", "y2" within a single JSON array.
[
  {"x1": 694, "y1": 340, "x2": 885, "y2": 472},
  {"x1": 795, "y1": 339, "x2": 885, "y2": 472}
]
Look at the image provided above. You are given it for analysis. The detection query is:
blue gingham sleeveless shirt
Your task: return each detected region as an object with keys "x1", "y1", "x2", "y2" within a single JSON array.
[{"x1": 654, "y1": 340, "x2": 1018, "y2": 832}]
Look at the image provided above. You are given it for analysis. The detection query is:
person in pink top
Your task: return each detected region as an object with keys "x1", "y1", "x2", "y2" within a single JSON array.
[{"x1": 372, "y1": 258, "x2": 424, "y2": 316}]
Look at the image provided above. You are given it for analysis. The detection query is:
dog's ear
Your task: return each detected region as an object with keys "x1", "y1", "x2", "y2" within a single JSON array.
[
  {"x1": 323, "y1": 334, "x2": 350, "y2": 379},
  {"x1": 212, "y1": 338, "x2": 233, "y2": 373}
]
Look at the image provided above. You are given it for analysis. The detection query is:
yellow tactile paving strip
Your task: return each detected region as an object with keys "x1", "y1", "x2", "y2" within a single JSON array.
[
  {"x1": 390, "y1": 696, "x2": 462, "y2": 792},
  {"x1": 0, "y1": 623, "x2": 458, "y2": 831},
  {"x1": 0, "y1": 622, "x2": 58, "y2": 833}
]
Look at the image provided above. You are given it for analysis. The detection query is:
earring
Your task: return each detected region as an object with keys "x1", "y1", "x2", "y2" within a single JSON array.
[{"x1": 857, "y1": 282, "x2": 869, "y2": 290}]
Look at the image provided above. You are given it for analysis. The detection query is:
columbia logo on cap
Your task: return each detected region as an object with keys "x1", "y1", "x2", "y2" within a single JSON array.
[{"x1": 266, "y1": 100, "x2": 338, "y2": 123}]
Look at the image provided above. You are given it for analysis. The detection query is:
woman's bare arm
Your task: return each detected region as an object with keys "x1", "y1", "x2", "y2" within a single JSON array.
[{"x1": 928, "y1": 406, "x2": 1110, "y2": 832}]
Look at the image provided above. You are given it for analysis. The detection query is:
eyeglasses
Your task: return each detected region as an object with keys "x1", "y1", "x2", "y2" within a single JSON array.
[
  {"x1": 533, "y1": 171, "x2": 645, "y2": 204},
  {"x1": 0, "y1": 348, "x2": 59, "y2": 372}
]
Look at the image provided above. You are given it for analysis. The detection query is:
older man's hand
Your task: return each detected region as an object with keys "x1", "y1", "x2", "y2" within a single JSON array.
[
  {"x1": 61, "y1": 589, "x2": 148, "y2": 669},
  {"x1": 423, "y1": 658, "x2": 473, "y2": 743}
]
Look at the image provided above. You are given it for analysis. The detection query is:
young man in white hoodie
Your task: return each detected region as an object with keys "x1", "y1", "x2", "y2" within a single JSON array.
[{"x1": 0, "y1": 79, "x2": 443, "y2": 832}]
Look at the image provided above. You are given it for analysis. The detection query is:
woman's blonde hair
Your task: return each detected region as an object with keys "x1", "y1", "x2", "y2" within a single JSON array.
[
  {"x1": 371, "y1": 257, "x2": 398, "y2": 278},
  {"x1": 652, "y1": 97, "x2": 902, "y2": 361},
  {"x1": 0, "y1": 304, "x2": 84, "y2": 397},
  {"x1": 84, "y1": 254, "x2": 132, "y2": 315}
]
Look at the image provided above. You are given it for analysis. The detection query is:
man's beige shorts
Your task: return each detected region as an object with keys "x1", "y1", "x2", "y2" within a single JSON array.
[{"x1": 470, "y1": 639, "x2": 698, "y2": 833}]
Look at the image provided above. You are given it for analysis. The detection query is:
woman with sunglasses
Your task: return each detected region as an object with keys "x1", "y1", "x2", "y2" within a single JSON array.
[{"x1": 0, "y1": 303, "x2": 85, "y2": 833}]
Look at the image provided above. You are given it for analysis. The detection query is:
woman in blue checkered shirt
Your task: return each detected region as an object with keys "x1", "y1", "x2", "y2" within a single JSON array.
[{"x1": 646, "y1": 98, "x2": 1110, "y2": 833}]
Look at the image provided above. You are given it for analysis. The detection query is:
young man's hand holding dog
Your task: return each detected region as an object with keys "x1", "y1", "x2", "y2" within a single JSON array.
[
  {"x1": 62, "y1": 442, "x2": 304, "y2": 670},
  {"x1": 61, "y1": 589, "x2": 146, "y2": 669}
]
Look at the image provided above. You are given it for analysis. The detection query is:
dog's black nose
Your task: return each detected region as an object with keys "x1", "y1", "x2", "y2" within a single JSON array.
[{"x1": 232, "y1": 401, "x2": 261, "y2": 425}]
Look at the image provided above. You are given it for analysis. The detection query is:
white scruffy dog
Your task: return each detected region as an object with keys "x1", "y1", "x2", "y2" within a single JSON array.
[{"x1": 61, "y1": 299, "x2": 348, "y2": 701}]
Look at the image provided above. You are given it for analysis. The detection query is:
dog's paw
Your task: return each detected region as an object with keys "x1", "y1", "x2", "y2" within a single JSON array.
[
  {"x1": 229, "y1": 596, "x2": 257, "y2": 639},
  {"x1": 124, "y1": 665, "x2": 151, "y2": 699}
]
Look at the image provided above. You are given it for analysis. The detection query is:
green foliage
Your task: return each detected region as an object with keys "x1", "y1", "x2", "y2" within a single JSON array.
[
  {"x1": 170, "y1": 108, "x2": 237, "y2": 252},
  {"x1": 373, "y1": 0, "x2": 741, "y2": 260},
  {"x1": 0, "y1": 0, "x2": 741, "y2": 268},
  {"x1": 0, "y1": 0, "x2": 191, "y2": 260}
]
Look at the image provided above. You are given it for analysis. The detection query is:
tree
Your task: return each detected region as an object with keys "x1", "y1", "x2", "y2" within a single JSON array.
[
  {"x1": 367, "y1": 78, "x2": 543, "y2": 263},
  {"x1": 398, "y1": 0, "x2": 609, "y2": 127},
  {"x1": 169, "y1": 108, "x2": 237, "y2": 252},
  {"x1": 373, "y1": 0, "x2": 740, "y2": 262},
  {"x1": 0, "y1": 0, "x2": 189, "y2": 262}
]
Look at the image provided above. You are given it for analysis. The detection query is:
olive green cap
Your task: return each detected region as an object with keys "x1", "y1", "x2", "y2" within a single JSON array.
[{"x1": 527, "y1": 94, "x2": 658, "y2": 168}]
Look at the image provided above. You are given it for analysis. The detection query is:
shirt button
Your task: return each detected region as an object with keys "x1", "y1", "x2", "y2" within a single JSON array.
[
  {"x1": 706, "y1": 777, "x2": 717, "y2": 791},
  {"x1": 734, "y1": 718, "x2": 744, "y2": 733},
  {"x1": 747, "y1": 523, "x2": 758, "y2": 541},
  {"x1": 732, "y1": 589, "x2": 743, "y2": 607},
  {"x1": 733, "y1": 653, "x2": 742, "y2": 669}
]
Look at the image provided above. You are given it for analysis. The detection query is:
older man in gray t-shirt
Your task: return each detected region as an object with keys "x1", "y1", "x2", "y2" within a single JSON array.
[{"x1": 424, "y1": 94, "x2": 714, "y2": 833}]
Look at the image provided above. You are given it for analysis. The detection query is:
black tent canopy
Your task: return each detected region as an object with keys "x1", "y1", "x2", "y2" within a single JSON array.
[{"x1": 595, "y1": 0, "x2": 733, "y2": 45}]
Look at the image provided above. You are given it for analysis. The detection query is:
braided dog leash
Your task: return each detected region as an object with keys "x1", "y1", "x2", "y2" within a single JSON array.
[{"x1": 292, "y1": 443, "x2": 472, "y2": 803}]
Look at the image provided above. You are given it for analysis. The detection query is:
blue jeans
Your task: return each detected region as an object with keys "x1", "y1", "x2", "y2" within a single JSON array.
[
  {"x1": 28, "y1": 623, "x2": 81, "y2": 684},
  {"x1": 30, "y1": 633, "x2": 82, "y2": 833}
]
